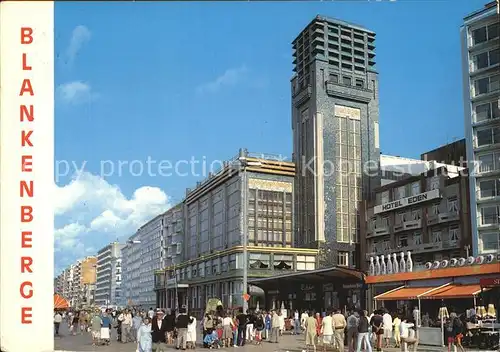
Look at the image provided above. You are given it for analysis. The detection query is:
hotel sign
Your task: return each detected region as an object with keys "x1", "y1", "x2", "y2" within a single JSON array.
[{"x1": 374, "y1": 189, "x2": 440, "y2": 214}]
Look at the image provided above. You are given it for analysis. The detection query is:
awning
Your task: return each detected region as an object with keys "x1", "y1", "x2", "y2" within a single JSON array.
[
  {"x1": 54, "y1": 293, "x2": 69, "y2": 309},
  {"x1": 375, "y1": 286, "x2": 435, "y2": 300},
  {"x1": 420, "y1": 284, "x2": 490, "y2": 300}
]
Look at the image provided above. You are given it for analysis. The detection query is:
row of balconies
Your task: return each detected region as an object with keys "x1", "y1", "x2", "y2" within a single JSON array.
[
  {"x1": 365, "y1": 239, "x2": 460, "y2": 259},
  {"x1": 367, "y1": 211, "x2": 460, "y2": 238}
]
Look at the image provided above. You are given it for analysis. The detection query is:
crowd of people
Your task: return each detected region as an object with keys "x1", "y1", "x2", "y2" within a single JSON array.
[{"x1": 54, "y1": 304, "x2": 491, "y2": 352}]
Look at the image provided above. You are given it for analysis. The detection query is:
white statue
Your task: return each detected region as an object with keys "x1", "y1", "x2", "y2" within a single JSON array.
[
  {"x1": 406, "y1": 251, "x2": 413, "y2": 272},
  {"x1": 375, "y1": 256, "x2": 381, "y2": 275},
  {"x1": 387, "y1": 254, "x2": 393, "y2": 274},
  {"x1": 381, "y1": 255, "x2": 387, "y2": 275},
  {"x1": 369, "y1": 257, "x2": 375, "y2": 276},
  {"x1": 392, "y1": 253, "x2": 399, "y2": 273},
  {"x1": 399, "y1": 251, "x2": 406, "y2": 273}
]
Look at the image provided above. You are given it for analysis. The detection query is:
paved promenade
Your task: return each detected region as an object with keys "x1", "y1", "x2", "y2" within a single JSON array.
[{"x1": 54, "y1": 324, "x2": 485, "y2": 352}]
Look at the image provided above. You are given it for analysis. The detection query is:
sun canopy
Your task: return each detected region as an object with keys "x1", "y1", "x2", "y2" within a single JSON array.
[
  {"x1": 54, "y1": 293, "x2": 69, "y2": 309},
  {"x1": 375, "y1": 286, "x2": 435, "y2": 301},
  {"x1": 420, "y1": 284, "x2": 489, "y2": 300}
]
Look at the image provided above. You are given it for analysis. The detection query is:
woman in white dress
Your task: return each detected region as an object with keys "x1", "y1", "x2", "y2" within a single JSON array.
[
  {"x1": 278, "y1": 311, "x2": 285, "y2": 335},
  {"x1": 187, "y1": 314, "x2": 197, "y2": 349}
]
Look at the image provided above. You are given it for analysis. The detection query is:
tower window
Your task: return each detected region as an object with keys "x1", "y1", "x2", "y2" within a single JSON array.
[
  {"x1": 329, "y1": 74, "x2": 339, "y2": 83},
  {"x1": 355, "y1": 79, "x2": 364, "y2": 88},
  {"x1": 342, "y1": 76, "x2": 352, "y2": 86}
]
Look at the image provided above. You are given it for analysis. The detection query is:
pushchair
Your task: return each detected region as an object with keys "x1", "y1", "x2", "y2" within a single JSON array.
[{"x1": 204, "y1": 331, "x2": 220, "y2": 349}]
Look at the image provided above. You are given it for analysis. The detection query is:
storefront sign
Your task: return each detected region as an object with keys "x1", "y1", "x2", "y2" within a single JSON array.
[
  {"x1": 480, "y1": 277, "x2": 500, "y2": 287},
  {"x1": 323, "y1": 283, "x2": 334, "y2": 291},
  {"x1": 335, "y1": 105, "x2": 360, "y2": 120},
  {"x1": 343, "y1": 283, "x2": 363, "y2": 290},
  {"x1": 301, "y1": 284, "x2": 315, "y2": 291},
  {"x1": 374, "y1": 189, "x2": 440, "y2": 214}
]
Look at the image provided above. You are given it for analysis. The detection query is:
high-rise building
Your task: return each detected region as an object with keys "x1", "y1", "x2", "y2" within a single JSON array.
[
  {"x1": 421, "y1": 139, "x2": 467, "y2": 166},
  {"x1": 461, "y1": 1, "x2": 500, "y2": 256},
  {"x1": 95, "y1": 242, "x2": 124, "y2": 307},
  {"x1": 122, "y1": 213, "x2": 167, "y2": 308},
  {"x1": 291, "y1": 16, "x2": 381, "y2": 267}
]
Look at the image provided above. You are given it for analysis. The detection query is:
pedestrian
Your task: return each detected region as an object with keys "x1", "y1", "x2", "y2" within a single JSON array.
[
  {"x1": 71, "y1": 311, "x2": 80, "y2": 335},
  {"x1": 176, "y1": 306, "x2": 190, "y2": 350},
  {"x1": 236, "y1": 308, "x2": 247, "y2": 346},
  {"x1": 254, "y1": 312, "x2": 265, "y2": 345},
  {"x1": 382, "y1": 309, "x2": 393, "y2": 348},
  {"x1": 355, "y1": 310, "x2": 372, "y2": 352},
  {"x1": 321, "y1": 310, "x2": 334, "y2": 352},
  {"x1": 232, "y1": 313, "x2": 239, "y2": 347},
  {"x1": 165, "y1": 309, "x2": 176, "y2": 344},
  {"x1": 246, "y1": 310, "x2": 255, "y2": 343},
  {"x1": 264, "y1": 311, "x2": 271, "y2": 340},
  {"x1": 148, "y1": 307, "x2": 155, "y2": 320},
  {"x1": 332, "y1": 309, "x2": 346, "y2": 352},
  {"x1": 54, "y1": 311, "x2": 62, "y2": 336},
  {"x1": 314, "y1": 312, "x2": 322, "y2": 345},
  {"x1": 100, "y1": 312, "x2": 112, "y2": 345},
  {"x1": 151, "y1": 309, "x2": 169, "y2": 351},
  {"x1": 393, "y1": 315, "x2": 401, "y2": 348},
  {"x1": 187, "y1": 313, "x2": 197, "y2": 349},
  {"x1": 137, "y1": 317, "x2": 153, "y2": 352},
  {"x1": 270, "y1": 310, "x2": 280, "y2": 343},
  {"x1": 121, "y1": 309, "x2": 133, "y2": 343},
  {"x1": 370, "y1": 310, "x2": 384, "y2": 352},
  {"x1": 222, "y1": 312, "x2": 234, "y2": 347},
  {"x1": 294, "y1": 309, "x2": 300, "y2": 335},
  {"x1": 278, "y1": 310, "x2": 285, "y2": 336},
  {"x1": 346, "y1": 310, "x2": 359, "y2": 352},
  {"x1": 305, "y1": 312, "x2": 318, "y2": 352},
  {"x1": 132, "y1": 312, "x2": 143, "y2": 343},
  {"x1": 90, "y1": 313, "x2": 102, "y2": 346}
]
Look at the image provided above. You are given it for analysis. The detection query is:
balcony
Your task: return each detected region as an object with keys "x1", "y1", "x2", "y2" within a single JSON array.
[
  {"x1": 427, "y1": 211, "x2": 460, "y2": 226},
  {"x1": 394, "y1": 219, "x2": 422, "y2": 233},
  {"x1": 367, "y1": 223, "x2": 390, "y2": 238}
]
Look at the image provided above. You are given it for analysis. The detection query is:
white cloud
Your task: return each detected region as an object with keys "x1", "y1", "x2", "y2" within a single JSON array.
[
  {"x1": 66, "y1": 25, "x2": 91, "y2": 64},
  {"x1": 196, "y1": 65, "x2": 248, "y2": 94},
  {"x1": 54, "y1": 172, "x2": 171, "y2": 260},
  {"x1": 57, "y1": 81, "x2": 96, "y2": 105}
]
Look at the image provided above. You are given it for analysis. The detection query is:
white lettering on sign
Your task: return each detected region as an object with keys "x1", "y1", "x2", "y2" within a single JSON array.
[
  {"x1": 374, "y1": 189, "x2": 441, "y2": 214},
  {"x1": 335, "y1": 105, "x2": 360, "y2": 120}
]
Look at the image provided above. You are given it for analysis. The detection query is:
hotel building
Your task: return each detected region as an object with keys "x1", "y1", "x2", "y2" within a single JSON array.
[
  {"x1": 461, "y1": 1, "x2": 500, "y2": 256},
  {"x1": 95, "y1": 242, "x2": 125, "y2": 307}
]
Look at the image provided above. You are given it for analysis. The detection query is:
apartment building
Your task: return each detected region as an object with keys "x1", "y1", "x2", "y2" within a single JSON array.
[
  {"x1": 291, "y1": 16, "x2": 381, "y2": 265},
  {"x1": 123, "y1": 204, "x2": 185, "y2": 308},
  {"x1": 154, "y1": 149, "x2": 318, "y2": 316},
  {"x1": 95, "y1": 242, "x2": 124, "y2": 307},
  {"x1": 360, "y1": 166, "x2": 472, "y2": 281},
  {"x1": 54, "y1": 256, "x2": 97, "y2": 308},
  {"x1": 461, "y1": 1, "x2": 500, "y2": 256}
]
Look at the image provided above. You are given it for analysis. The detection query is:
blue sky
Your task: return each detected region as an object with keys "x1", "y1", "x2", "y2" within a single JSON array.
[{"x1": 54, "y1": 0, "x2": 484, "y2": 272}]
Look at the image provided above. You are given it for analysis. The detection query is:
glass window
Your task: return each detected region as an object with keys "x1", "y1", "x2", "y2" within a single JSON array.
[
  {"x1": 482, "y1": 233, "x2": 500, "y2": 251},
  {"x1": 330, "y1": 73, "x2": 339, "y2": 83},
  {"x1": 488, "y1": 22, "x2": 499, "y2": 40},
  {"x1": 337, "y1": 252, "x2": 349, "y2": 267},
  {"x1": 477, "y1": 128, "x2": 494, "y2": 146},
  {"x1": 411, "y1": 182, "x2": 420, "y2": 196},
  {"x1": 432, "y1": 230, "x2": 442, "y2": 243},
  {"x1": 478, "y1": 154, "x2": 494, "y2": 173},
  {"x1": 480, "y1": 180, "x2": 496, "y2": 198},
  {"x1": 490, "y1": 48, "x2": 500, "y2": 66},
  {"x1": 474, "y1": 51, "x2": 489, "y2": 70},
  {"x1": 472, "y1": 26, "x2": 487, "y2": 45},
  {"x1": 481, "y1": 206, "x2": 498, "y2": 225},
  {"x1": 380, "y1": 191, "x2": 389, "y2": 204},
  {"x1": 475, "y1": 76, "x2": 490, "y2": 95},
  {"x1": 413, "y1": 232, "x2": 422, "y2": 246},
  {"x1": 447, "y1": 197, "x2": 459, "y2": 213},
  {"x1": 342, "y1": 76, "x2": 352, "y2": 86},
  {"x1": 449, "y1": 226, "x2": 460, "y2": 244},
  {"x1": 355, "y1": 78, "x2": 364, "y2": 88},
  {"x1": 475, "y1": 102, "x2": 492, "y2": 122}
]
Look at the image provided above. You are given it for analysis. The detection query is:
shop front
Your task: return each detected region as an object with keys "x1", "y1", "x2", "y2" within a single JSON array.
[
  {"x1": 249, "y1": 266, "x2": 365, "y2": 315},
  {"x1": 366, "y1": 260, "x2": 500, "y2": 348}
]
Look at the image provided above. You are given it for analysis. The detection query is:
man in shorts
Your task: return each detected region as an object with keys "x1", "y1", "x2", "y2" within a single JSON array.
[
  {"x1": 321, "y1": 311, "x2": 334, "y2": 352},
  {"x1": 90, "y1": 313, "x2": 102, "y2": 346}
]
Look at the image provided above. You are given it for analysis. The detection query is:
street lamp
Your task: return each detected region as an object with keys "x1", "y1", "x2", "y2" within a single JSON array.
[{"x1": 236, "y1": 150, "x2": 262, "y2": 314}]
